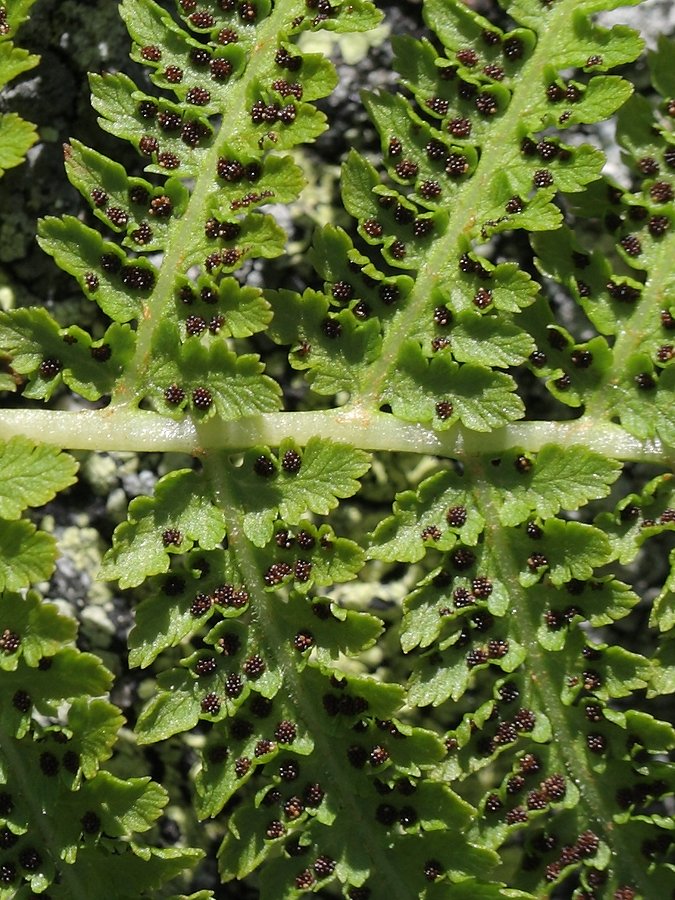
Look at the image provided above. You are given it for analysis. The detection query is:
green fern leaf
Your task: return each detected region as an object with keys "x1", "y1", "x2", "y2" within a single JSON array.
[
  {"x1": 100, "y1": 469, "x2": 226, "y2": 588},
  {"x1": 0, "y1": 17, "x2": 39, "y2": 176},
  {"x1": 0, "y1": 0, "x2": 672, "y2": 896},
  {"x1": 0, "y1": 438, "x2": 78, "y2": 518},
  {"x1": 223, "y1": 439, "x2": 370, "y2": 545},
  {"x1": 0, "y1": 112, "x2": 36, "y2": 177}
]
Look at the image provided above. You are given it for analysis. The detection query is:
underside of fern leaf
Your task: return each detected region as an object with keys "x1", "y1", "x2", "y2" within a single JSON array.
[{"x1": 0, "y1": 0, "x2": 673, "y2": 897}]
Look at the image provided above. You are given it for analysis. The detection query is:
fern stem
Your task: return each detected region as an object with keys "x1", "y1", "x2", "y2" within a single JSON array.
[{"x1": 1, "y1": 407, "x2": 672, "y2": 464}]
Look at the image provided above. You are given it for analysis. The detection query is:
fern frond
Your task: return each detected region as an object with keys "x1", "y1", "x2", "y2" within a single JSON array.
[
  {"x1": 0, "y1": 1, "x2": 38, "y2": 178},
  {"x1": 0, "y1": 439, "x2": 203, "y2": 898},
  {"x1": 103, "y1": 441, "x2": 505, "y2": 897},
  {"x1": 533, "y1": 35, "x2": 675, "y2": 443},
  {"x1": 269, "y1": 0, "x2": 643, "y2": 431},
  {"x1": 1, "y1": 0, "x2": 380, "y2": 416},
  {"x1": 0, "y1": 0, "x2": 673, "y2": 897}
]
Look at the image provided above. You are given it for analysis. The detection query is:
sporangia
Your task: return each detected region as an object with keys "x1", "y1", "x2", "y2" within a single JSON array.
[{"x1": 0, "y1": 1, "x2": 672, "y2": 898}]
